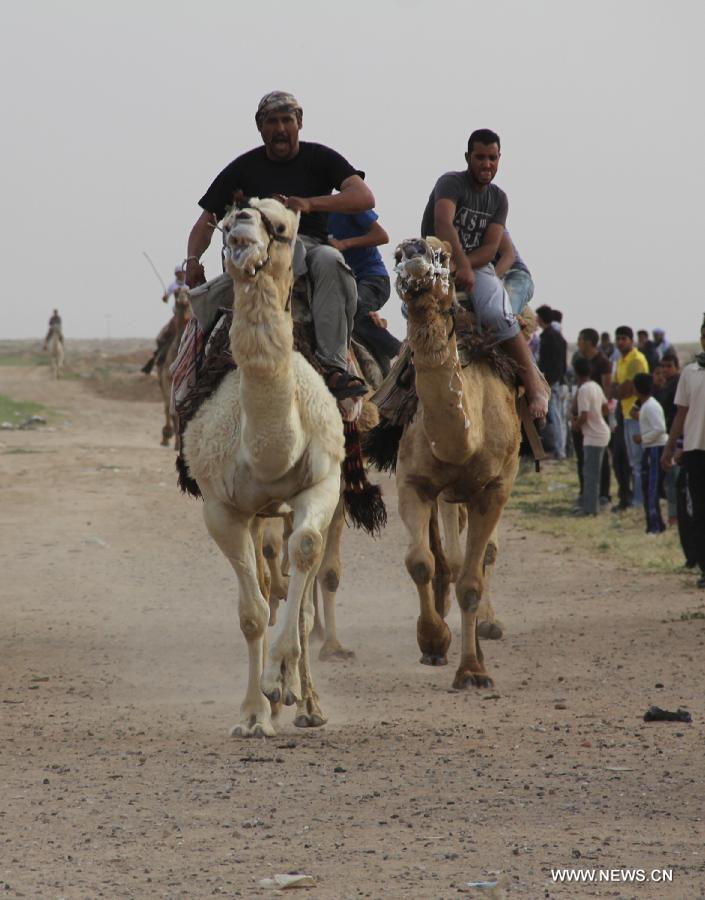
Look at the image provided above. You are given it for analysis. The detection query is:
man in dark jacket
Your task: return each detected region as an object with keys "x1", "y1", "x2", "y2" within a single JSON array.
[{"x1": 536, "y1": 305, "x2": 567, "y2": 458}]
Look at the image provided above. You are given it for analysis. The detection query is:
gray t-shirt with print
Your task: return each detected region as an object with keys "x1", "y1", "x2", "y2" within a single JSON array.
[{"x1": 420, "y1": 171, "x2": 508, "y2": 253}]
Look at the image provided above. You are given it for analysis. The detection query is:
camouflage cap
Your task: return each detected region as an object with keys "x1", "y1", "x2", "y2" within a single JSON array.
[{"x1": 255, "y1": 91, "x2": 302, "y2": 127}]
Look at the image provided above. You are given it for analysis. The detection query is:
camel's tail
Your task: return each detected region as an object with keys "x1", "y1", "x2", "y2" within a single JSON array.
[
  {"x1": 429, "y1": 501, "x2": 451, "y2": 619},
  {"x1": 342, "y1": 420, "x2": 387, "y2": 536}
]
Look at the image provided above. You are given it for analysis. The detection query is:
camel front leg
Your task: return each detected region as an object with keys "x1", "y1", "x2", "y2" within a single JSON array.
[
  {"x1": 295, "y1": 562, "x2": 328, "y2": 728},
  {"x1": 262, "y1": 518, "x2": 288, "y2": 626},
  {"x1": 160, "y1": 379, "x2": 173, "y2": 446},
  {"x1": 453, "y1": 493, "x2": 508, "y2": 689},
  {"x1": 251, "y1": 516, "x2": 272, "y2": 601},
  {"x1": 476, "y1": 526, "x2": 504, "y2": 640},
  {"x1": 438, "y1": 498, "x2": 463, "y2": 585},
  {"x1": 261, "y1": 465, "x2": 341, "y2": 706},
  {"x1": 202, "y1": 498, "x2": 275, "y2": 737},
  {"x1": 398, "y1": 480, "x2": 450, "y2": 666},
  {"x1": 317, "y1": 497, "x2": 355, "y2": 661}
]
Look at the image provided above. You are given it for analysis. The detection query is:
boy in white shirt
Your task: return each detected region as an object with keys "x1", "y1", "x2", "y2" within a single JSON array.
[
  {"x1": 572, "y1": 357, "x2": 610, "y2": 515},
  {"x1": 633, "y1": 372, "x2": 667, "y2": 534}
]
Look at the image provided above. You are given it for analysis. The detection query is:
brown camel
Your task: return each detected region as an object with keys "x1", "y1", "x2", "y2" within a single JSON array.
[
  {"x1": 157, "y1": 288, "x2": 191, "y2": 447},
  {"x1": 393, "y1": 237, "x2": 520, "y2": 690}
]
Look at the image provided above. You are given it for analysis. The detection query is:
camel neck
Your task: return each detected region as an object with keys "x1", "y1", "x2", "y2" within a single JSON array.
[
  {"x1": 230, "y1": 272, "x2": 303, "y2": 477},
  {"x1": 410, "y1": 323, "x2": 474, "y2": 465}
]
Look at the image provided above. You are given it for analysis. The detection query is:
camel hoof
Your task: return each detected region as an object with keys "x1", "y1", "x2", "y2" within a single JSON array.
[
  {"x1": 284, "y1": 690, "x2": 298, "y2": 707},
  {"x1": 263, "y1": 687, "x2": 281, "y2": 705},
  {"x1": 420, "y1": 653, "x2": 448, "y2": 666},
  {"x1": 477, "y1": 621, "x2": 504, "y2": 640},
  {"x1": 230, "y1": 720, "x2": 276, "y2": 738},
  {"x1": 319, "y1": 642, "x2": 356, "y2": 662},
  {"x1": 294, "y1": 712, "x2": 327, "y2": 729},
  {"x1": 452, "y1": 672, "x2": 494, "y2": 690}
]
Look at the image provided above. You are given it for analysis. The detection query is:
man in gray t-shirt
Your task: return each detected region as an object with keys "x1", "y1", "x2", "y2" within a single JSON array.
[
  {"x1": 421, "y1": 128, "x2": 547, "y2": 419},
  {"x1": 421, "y1": 176, "x2": 508, "y2": 254}
]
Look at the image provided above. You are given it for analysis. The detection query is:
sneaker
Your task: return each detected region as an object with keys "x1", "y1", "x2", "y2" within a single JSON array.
[
  {"x1": 599, "y1": 496, "x2": 610, "y2": 507},
  {"x1": 611, "y1": 503, "x2": 629, "y2": 514},
  {"x1": 697, "y1": 574, "x2": 705, "y2": 589}
]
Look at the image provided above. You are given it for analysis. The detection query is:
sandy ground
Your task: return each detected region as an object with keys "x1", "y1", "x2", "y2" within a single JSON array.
[{"x1": 2, "y1": 346, "x2": 705, "y2": 899}]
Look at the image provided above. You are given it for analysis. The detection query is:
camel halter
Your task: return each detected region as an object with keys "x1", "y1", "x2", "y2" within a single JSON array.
[{"x1": 228, "y1": 200, "x2": 296, "y2": 311}]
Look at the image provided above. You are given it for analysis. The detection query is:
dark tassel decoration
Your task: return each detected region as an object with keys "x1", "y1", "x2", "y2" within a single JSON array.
[
  {"x1": 360, "y1": 420, "x2": 404, "y2": 474},
  {"x1": 176, "y1": 453, "x2": 202, "y2": 499},
  {"x1": 342, "y1": 420, "x2": 387, "y2": 536}
]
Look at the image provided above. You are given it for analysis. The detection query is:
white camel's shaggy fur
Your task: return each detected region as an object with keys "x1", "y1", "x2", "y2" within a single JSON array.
[
  {"x1": 186, "y1": 355, "x2": 343, "y2": 491},
  {"x1": 182, "y1": 198, "x2": 344, "y2": 737}
]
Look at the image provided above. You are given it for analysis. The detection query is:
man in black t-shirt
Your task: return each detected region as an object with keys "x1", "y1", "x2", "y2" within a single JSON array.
[{"x1": 184, "y1": 91, "x2": 375, "y2": 399}]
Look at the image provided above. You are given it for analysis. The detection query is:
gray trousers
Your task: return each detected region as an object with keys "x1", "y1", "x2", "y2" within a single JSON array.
[{"x1": 297, "y1": 235, "x2": 358, "y2": 372}]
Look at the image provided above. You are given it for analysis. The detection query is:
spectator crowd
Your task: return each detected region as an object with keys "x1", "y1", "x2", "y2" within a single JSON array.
[{"x1": 530, "y1": 310, "x2": 705, "y2": 591}]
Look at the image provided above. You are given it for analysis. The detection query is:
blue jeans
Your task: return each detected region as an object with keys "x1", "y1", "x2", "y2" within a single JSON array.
[
  {"x1": 624, "y1": 418, "x2": 644, "y2": 506},
  {"x1": 547, "y1": 383, "x2": 568, "y2": 459},
  {"x1": 353, "y1": 275, "x2": 401, "y2": 363},
  {"x1": 582, "y1": 445, "x2": 606, "y2": 514},
  {"x1": 503, "y1": 269, "x2": 534, "y2": 316},
  {"x1": 641, "y1": 446, "x2": 666, "y2": 533}
]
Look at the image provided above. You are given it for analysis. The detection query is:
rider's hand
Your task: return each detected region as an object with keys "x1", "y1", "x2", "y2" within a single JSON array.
[
  {"x1": 328, "y1": 236, "x2": 346, "y2": 252},
  {"x1": 184, "y1": 258, "x2": 205, "y2": 289},
  {"x1": 285, "y1": 196, "x2": 312, "y2": 215},
  {"x1": 453, "y1": 257, "x2": 475, "y2": 294},
  {"x1": 368, "y1": 311, "x2": 387, "y2": 329}
]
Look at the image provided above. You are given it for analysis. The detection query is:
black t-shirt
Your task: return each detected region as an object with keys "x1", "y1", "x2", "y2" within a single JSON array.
[
  {"x1": 198, "y1": 142, "x2": 362, "y2": 242},
  {"x1": 538, "y1": 328, "x2": 567, "y2": 385},
  {"x1": 655, "y1": 374, "x2": 680, "y2": 430},
  {"x1": 587, "y1": 351, "x2": 611, "y2": 385}
]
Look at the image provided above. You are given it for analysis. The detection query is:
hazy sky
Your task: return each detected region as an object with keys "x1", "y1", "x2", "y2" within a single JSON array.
[{"x1": 3, "y1": 0, "x2": 703, "y2": 342}]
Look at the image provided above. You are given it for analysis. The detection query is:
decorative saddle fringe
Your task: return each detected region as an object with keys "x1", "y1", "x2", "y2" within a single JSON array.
[{"x1": 342, "y1": 419, "x2": 387, "y2": 536}]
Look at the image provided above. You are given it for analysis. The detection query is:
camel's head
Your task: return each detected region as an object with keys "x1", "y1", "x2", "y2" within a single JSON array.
[
  {"x1": 174, "y1": 285, "x2": 191, "y2": 320},
  {"x1": 394, "y1": 237, "x2": 453, "y2": 313},
  {"x1": 222, "y1": 197, "x2": 299, "y2": 279}
]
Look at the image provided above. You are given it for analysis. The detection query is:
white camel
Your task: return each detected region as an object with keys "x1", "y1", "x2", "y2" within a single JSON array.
[
  {"x1": 182, "y1": 198, "x2": 345, "y2": 737},
  {"x1": 45, "y1": 327, "x2": 64, "y2": 379}
]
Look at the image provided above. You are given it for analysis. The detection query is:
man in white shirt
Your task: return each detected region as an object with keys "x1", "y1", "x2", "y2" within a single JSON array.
[
  {"x1": 662, "y1": 317, "x2": 705, "y2": 586},
  {"x1": 572, "y1": 357, "x2": 610, "y2": 516},
  {"x1": 633, "y1": 373, "x2": 667, "y2": 534}
]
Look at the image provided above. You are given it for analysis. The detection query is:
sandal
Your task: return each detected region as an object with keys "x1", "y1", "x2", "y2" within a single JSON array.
[{"x1": 326, "y1": 370, "x2": 368, "y2": 400}]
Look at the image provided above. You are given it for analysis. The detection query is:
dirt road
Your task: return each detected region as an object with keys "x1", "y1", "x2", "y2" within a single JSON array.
[{"x1": 2, "y1": 349, "x2": 704, "y2": 899}]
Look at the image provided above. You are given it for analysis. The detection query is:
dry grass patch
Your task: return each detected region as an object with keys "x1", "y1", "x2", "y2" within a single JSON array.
[{"x1": 508, "y1": 457, "x2": 688, "y2": 580}]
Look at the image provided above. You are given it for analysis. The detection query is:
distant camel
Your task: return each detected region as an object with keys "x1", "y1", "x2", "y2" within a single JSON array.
[
  {"x1": 157, "y1": 288, "x2": 191, "y2": 447},
  {"x1": 45, "y1": 327, "x2": 64, "y2": 379}
]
